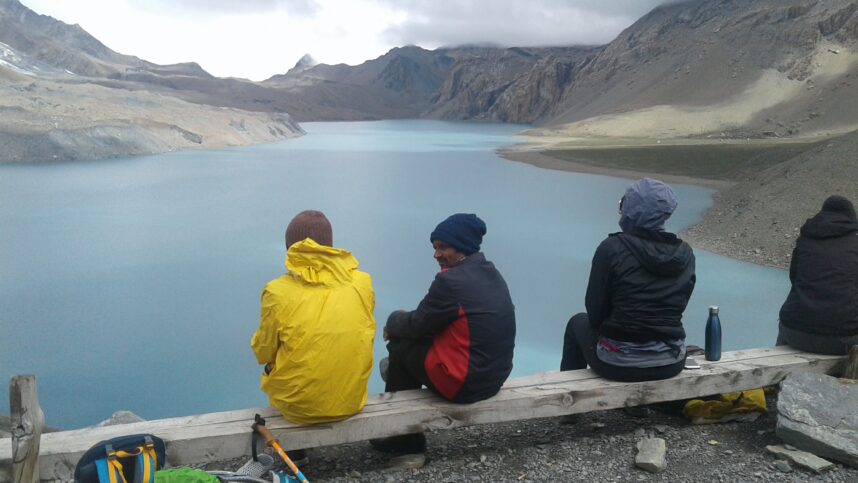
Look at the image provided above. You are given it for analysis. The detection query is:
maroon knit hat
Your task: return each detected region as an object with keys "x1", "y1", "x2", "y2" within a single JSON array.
[{"x1": 285, "y1": 210, "x2": 333, "y2": 247}]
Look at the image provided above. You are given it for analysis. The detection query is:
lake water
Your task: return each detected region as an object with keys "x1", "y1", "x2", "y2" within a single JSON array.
[{"x1": 0, "y1": 120, "x2": 789, "y2": 429}]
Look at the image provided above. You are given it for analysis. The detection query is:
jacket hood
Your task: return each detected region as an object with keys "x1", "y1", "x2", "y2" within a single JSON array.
[
  {"x1": 801, "y1": 199, "x2": 858, "y2": 239},
  {"x1": 619, "y1": 178, "x2": 678, "y2": 232},
  {"x1": 285, "y1": 238, "x2": 359, "y2": 285},
  {"x1": 616, "y1": 230, "x2": 693, "y2": 276}
]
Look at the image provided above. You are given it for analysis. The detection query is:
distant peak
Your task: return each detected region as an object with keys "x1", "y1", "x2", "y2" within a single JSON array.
[{"x1": 288, "y1": 54, "x2": 317, "y2": 74}]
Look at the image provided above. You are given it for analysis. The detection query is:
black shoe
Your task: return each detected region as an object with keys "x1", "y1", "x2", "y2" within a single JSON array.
[
  {"x1": 369, "y1": 433, "x2": 426, "y2": 455},
  {"x1": 558, "y1": 414, "x2": 579, "y2": 425},
  {"x1": 379, "y1": 357, "x2": 389, "y2": 383},
  {"x1": 285, "y1": 449, "x2": 309, "y2": 467}
]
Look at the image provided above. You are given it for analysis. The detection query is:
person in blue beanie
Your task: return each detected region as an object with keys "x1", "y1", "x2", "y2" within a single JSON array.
[
  {"x1": 371, "y1": 213, "x2": 516, "y2": 462},
  {"x1": 561, "y1": 178, "x2": 695, "y2": 383}
]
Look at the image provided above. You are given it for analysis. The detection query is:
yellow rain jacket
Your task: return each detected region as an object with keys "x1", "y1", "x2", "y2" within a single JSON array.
[{"x1": 251, "y1": 238, "x2": 376, "y2": 424}]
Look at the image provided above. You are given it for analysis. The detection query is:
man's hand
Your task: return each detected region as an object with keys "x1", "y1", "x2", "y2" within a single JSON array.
[{"x1": 384, "y1": 309, "x2": 407, "y2": 341}]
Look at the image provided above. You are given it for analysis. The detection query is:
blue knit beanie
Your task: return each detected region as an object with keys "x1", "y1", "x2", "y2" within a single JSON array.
[{"x1": 430, "y1": 213, "x2": 486, "y2": 255}]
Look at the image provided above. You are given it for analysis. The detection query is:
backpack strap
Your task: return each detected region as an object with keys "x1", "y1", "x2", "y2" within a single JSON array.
[
  {"x1": 94, "y1": 444, "x2": 129, "y2": 483},
  {"x1": 132, "y1": 436, "x2": 157, "y2": 483}
]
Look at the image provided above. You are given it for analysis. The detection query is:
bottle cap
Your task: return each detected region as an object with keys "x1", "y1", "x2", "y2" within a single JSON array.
[{"x1": 709, "y1": 306, "x2": 719, "y2": 314}]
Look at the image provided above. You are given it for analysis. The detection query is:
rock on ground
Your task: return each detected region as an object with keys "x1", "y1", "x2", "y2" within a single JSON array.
[
  {"x1": 94, "y1": 410, "x2": 145, "y2": 427},
  {"x1": 635, "y1": 437, "x2": 667, "y2": 473},
  {"x1": 776, "y1": 372, "x2": 858, "y2": 468},
  {"x1": 767, "y1": 444, "x2": 836, "y2": 473}
]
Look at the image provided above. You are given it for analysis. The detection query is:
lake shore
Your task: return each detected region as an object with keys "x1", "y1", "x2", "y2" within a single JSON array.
[
  {"x1": 498, "y1": 146, "x2": 736, "y2": 191},
  {"x1": 498, "y1": 143, "x2": 790, "y2": 269}
]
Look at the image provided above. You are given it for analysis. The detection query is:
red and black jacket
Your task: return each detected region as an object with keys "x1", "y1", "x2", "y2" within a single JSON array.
[{"x1": 386, "y1": 252, "x2": 516, "y2": 403}]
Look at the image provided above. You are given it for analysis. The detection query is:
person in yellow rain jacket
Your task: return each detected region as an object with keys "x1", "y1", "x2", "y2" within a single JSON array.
[{"x1": 251, "y1": 210, "x2": 376, "y2": 427}]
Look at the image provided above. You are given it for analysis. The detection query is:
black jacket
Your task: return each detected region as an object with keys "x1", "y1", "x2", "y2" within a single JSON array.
[
  {"x1": 779, "y1": 210, "x2": 858, "y2": 336},
  {"x1": 586, "y1": 229, "x2": 695, "y2": 342},
  {"x1": 386, "y1": 252, "x2": 516, "y2": 403}
]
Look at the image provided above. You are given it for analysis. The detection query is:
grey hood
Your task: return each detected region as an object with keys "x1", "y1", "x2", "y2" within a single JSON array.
[{"x1": 619, "y1": 178, "x2": 678, "y2": 232}]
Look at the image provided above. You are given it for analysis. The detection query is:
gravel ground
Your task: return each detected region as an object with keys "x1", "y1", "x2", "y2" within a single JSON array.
[{"x1": 202, "y1": 396, "x2": 857, "y2": 482}]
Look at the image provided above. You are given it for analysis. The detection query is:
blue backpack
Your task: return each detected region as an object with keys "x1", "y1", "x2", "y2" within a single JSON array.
[{"x1": 74, "y1": 434, "x2": 166, "y2": 483}]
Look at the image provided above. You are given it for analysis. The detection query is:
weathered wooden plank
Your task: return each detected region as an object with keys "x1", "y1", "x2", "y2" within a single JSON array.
[
  {"x1": 9, "y1": 375, "x2": 44, "y2": 483},
  {"x1": 0, "y1": 347, "x2": 842, "y2": 481}
]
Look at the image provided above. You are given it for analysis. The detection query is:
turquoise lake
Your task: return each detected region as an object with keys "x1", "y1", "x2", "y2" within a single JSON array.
[{"x1": 0, "y1": 120, "x2": 789, "y2": 429}]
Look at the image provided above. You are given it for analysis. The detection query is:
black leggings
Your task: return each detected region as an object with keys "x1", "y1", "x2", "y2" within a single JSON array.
[
  {"x1": 776, "y1": 322, "x2": 858, "y2": 355},
  {"x1": 560, "y1": 313, "x2": 685, "y2": 382}
]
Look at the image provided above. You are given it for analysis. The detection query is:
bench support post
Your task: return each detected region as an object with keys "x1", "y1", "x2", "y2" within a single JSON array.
[
  {"x1": 10, "y1": 375, "x2": 44, "y2": 483},
  {"x1": 843, "y1": 345, "x2": 858, "y2": 380}
]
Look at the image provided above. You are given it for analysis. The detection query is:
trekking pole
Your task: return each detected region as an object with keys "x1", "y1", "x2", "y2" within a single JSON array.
[{"x1": 252, "y1": 414, "x2": 310, "y2": 483}]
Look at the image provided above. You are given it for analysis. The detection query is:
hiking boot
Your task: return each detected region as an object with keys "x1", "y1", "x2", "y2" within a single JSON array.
[
  {"x1": 369, "y1": 433, "x2": 426, "y2": 455},
  {"x1": 379, "y1": 357, "x2": 389, "y2": 383},
  {"x1": 624, "y1": 406, "x2": 652, "y2": 418},
  {"x1": 558, "y1": 414, "x2": 579, "y2": 425},
  {"x1": 285, "y1": 449, "x2": 309, "y2": 467}
]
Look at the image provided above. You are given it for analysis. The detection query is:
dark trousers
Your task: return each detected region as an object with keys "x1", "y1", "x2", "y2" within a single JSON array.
[
  {"x1": 560, "y1": 313, "x2": 685, "y2": 382},
  {"x1": 385, "y1": 337, "x2": 434, "y2": 393},
  {"x1": 776, "y1": 322, "x2": 858, "y2": 356}
]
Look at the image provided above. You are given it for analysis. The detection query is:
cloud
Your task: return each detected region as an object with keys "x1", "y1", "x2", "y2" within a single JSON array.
[
  {"x1": 377, "y1": 0, "x2": 678, "y2": 48},
  {"x1": 127, "y1": 0, "x2": 319, "y2": 17}
]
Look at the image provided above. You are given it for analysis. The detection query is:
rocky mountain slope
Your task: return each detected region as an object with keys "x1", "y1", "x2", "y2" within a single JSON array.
[
  {"x1": 0, "y1": 0, "x2": 303, "y2": 163},
  {"x1": 683, "y1": 129, "x2": 858, "y2": 268},
  {"x1": 6, "y1": 0, "x2": 858, "y2": 162},
  {"x1": 256, "y1": 0, "x2": 858, "y2": 138},
  {"x1": 536, "y1": 0, "x2": 858, "y2": 139}
]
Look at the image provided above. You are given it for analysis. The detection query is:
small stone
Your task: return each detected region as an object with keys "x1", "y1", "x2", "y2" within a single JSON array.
[
  {"x1": 388, "y1": 453, "x2": 426, "y2": 470},
  {"x1": 635, "y1": 438, "x2": 667, "y2": 473},
  {"x1": 724, "y1": 450, "x2": 734, "y2": 455},
  {"x1": 654, "y1": 425, "x2": 668, "y2": 434},
  {"x1": 590, "y1": 422, "x2": 606, "y2": 429},
  {"x1": 774, "y1": 460, "x2": 792, "y2": 473},
  {"x1": 480, "y1": 454, "x2": 487, "y2": 463},
  {"x1": 707, "y1": 440, "x2": 719, "y2": 445},
  {"x1": 634, "y1": 428, "x2": 646, "y2": 438},
  {"x1": 348, "y1": 470, "x2": 361, "y2": 478},
  {"x1": 767, "y1": 445, "x2": 835, "y2": 473},
  {"x1": 95, "y1": 410, "x2": 145, "y2": 427}
]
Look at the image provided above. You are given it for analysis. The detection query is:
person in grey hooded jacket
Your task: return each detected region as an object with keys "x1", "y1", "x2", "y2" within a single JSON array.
[{"x1": 560, "y1": 178, "x2": 696, "y2": 381}]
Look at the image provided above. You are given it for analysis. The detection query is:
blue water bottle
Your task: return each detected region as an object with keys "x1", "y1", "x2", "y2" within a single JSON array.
[{"x1": 705, "y1": 305, "x2": 722, "y2": 361}]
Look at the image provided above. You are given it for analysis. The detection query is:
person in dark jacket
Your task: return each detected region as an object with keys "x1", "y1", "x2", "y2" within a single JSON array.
[
  {"x1": 777, "y1": 195, "x2": 858, "y2": 355},
  {"x1": 561, "y1": 178, "x2": 695, "y2": 382},
  {"x1": 371, "y1": 213, "x2": 516, "y2": 459}
]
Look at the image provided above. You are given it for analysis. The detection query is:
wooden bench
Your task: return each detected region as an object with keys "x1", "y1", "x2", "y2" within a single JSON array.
[{"x1": 0, "y1": 346, "x2": 847, "y2": 482}]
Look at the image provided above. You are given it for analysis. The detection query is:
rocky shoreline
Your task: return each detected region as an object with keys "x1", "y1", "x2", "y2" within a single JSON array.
[{"x1": 499, "y1": 144, "x2": 797, "y2": 269}]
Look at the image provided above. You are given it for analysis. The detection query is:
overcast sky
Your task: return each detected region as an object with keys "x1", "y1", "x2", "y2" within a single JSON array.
[{"x1": 20, "y1": 0, "x2": 676, "y2": 81}]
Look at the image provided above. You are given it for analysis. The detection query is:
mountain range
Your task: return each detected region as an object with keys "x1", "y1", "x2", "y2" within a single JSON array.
[{"x1": 2, "y1": 0, "x2": 858, "y2": 163}]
